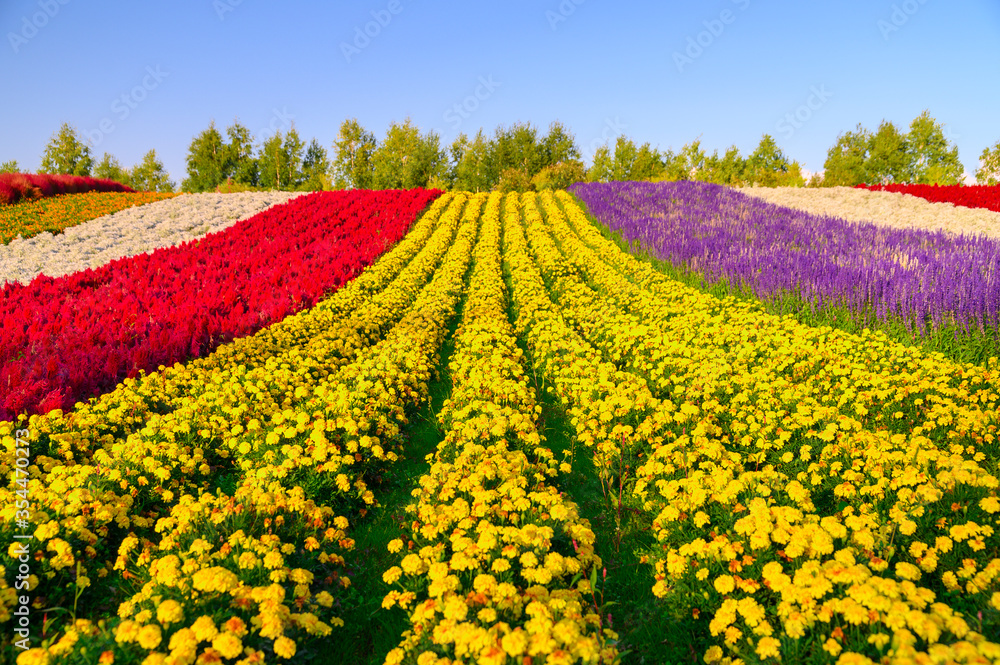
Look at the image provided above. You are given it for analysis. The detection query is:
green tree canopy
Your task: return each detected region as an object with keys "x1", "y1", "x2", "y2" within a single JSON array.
[
  {"x1": 0, "y1": 160, "x2": 21, "y2": 173},
  {"x1": 822, "y1": 125, "x2": 872, "y2": 186},
  {"x1": 93, "y1": 153, "x2": 131, "y2": 187},
  {"x1": 585, "y1": 144, "x2": 613, "y2": 183},
  {"x1": 300, "y1": 139, "x2": 330, "y2": 191},
  {"x1": 451, "y1": 130, "x2": 493, "y2": 192},
  {"x1": 531, "y1": 160, "x2": 585, "y2": 190},
  {"x1": 370, "y1": 119, "x2": 445, "y2": 190},
  {"x1": 866, "y1": 120, "x2": 910, "y2": 185},
  {"x1": 976, "y1": 140, "x2": 1000, "y2": 185},
  {"x1": 258, "y1": 126, "x2": 306, "y2": 191},
  {"x1": 906, "y1": 110, "x2": 963, "y2": 185},
  {"x1": 130, "y1": 149, "x2": 175, "y2": 192},
  {"x1": 182, "y1": 121, "x2": 228, "y2": 192},
  {"x1": 331, "y1": 119, "x2": 376, "y2": 189},
  {"x1": 540, "y1": 121, "x2": 581, "y2": 168},
  {"x1": 40, "y1": 123, "x2": 93, "y2": 176},
  {"x1": 225, "y1": 121, "x2": 259, "y2": 187}
]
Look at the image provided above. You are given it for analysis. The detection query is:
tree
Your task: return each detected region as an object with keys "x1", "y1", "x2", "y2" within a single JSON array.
[
  {"x1": 129, "y1": 149, "x2": 175, "y2": 192},
  {"x1": 331, "y1": 119, "x2": 376, "y2": 189},
  {"x1": 906, "y1": 110, "x2": 963, "y2": 185},
  {"x1": 657, "y1": 140, "x2": 707, "y2": 181},
  {"x1": 225, "y1": 121, "x2": 259, "y2": 186},
  {"x1": 257, "y1": 127, "x2": 306, "y2": 191},
  {"x1": 452, "y1": 130, "x2": 492, "y2": 192},
  {"x1": 40, "y1": 123, "x2": 93, "y2": 175},
  {"x1": 822, "y1": 125, "x2": 872, "y2": 186},
  {"x1": 93, "y1": 153, "x2": 131, "y2": 186},
  {"x1": 976, "y1": 140, "x2": 1000, "y2": 185},
  {"x1": 300, "y1": 139, "x2": 330, "y2": 191},
  {"x1": 865, "y1": 120, "x2": 910, "y2": 185},
  {"x1": 531, "y1": 160, "x2": 586, "y2": 190},
  {"x1": 491, "y1": 122, "x2": 544, "y2": 181},
  {"x1": 182, "y1": 121, "x2": 228, "y2": 192},
  {"x1": 540, "y1": 121, "x2": 581, "y2": 169},
  {"x1": 370, "y1": 119, "x2": 445, "y2": 190},
  {"x1": 745, "y1": 134, "x2": 796, "y2": 187},
  {"x1": 496, "y1": 167, "x2": 533, "y2": 193},
  {"x1": 699, "y1": 145, "x2": 746, "y2": 185},
  {"x1": 0, "y1": 160, "x2": 21, "y2": 173},
  {"x1": 585, "y1": 144, "x2": 613, "y2": 183}
]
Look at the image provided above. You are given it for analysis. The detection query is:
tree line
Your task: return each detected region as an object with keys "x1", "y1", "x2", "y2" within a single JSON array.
[{"x1": 5, "y1": 111, "x2": 1000, "y2": 191}]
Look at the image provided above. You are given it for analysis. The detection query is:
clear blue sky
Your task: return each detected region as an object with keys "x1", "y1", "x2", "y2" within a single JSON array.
[{"x1": 2, "y1": 0, "x2": 998, "y2": 182}]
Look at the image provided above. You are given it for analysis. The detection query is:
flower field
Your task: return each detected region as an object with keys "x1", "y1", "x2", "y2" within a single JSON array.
[
  {"x1": 572, "y1": 181, "x2": 1000, "y2": 364},
  {"x1": 740, "y1": 186, "x2": 1000, "y2": 240},
  {"x1": 2, "y1": 187, "x2": 1000, "y2": 665},
  {"x1": 858, "y1": 184, "x2": 1000, "y2": 214},
  {"x1": 0, "y1": 192, "x2": 178, "y2": 246},
  {"x1": 0, "y1": 192, "x2": 305, "y2": 286},
  {"x1": 0, "y1": 174, "x2": 135, "y2": 208},
  {"x1": 0, "y1": 189, "x2": 439, "y2": 419}
]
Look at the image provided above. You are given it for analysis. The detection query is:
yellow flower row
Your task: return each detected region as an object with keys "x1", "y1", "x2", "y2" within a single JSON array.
[
  {"x1": 4, "y1": 193, "x2": 481, "y2": 663},
  {"x1": 526, "y1": 192, "x2": 1000, "y2": 662},
  {"x1": 383, "y1": 193, "x2": 619, "y2": 665}
]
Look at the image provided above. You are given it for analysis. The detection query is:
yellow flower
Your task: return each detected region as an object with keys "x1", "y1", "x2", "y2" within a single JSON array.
[
  {"x1": 756, "y1": 636, "x2": 781, "y2": 659},
  {"x1": 212, "y1": 632, "x2": 243, "y2": 659},
  {"x1": 823, "y1": 638, "x2": 842, "y2": 657},
  {"x1": 387, "y1": 538, "x2": 404, "y2": 553},
  {"x1": 501, "y1": 629, "x2": 528, "y2": 656},
  {"x1": 156, "y1": 600, "x2": 183, "y2": 626},
  {"x1": 136, "y1": 624, "x2": 163, "y2": 650},
  {"x1": 190, "y1": 616, "x2": 218, "y2": 642},
  {"x1": 714, "y1": 575, "x2": 735, "y2": 595},
  {"x1": 274, "y1": 636, "x2": 297, "y2": 659}
]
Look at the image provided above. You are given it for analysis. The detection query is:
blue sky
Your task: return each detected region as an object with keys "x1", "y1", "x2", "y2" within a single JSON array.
[{"x1": 2, "y1": 0, "x2": 998, "y2": 183}]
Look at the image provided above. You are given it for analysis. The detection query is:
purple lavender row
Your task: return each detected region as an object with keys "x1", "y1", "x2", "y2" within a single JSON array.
[{"x1": 569, "y1": 180, "x2": 1000, "y2": 335}]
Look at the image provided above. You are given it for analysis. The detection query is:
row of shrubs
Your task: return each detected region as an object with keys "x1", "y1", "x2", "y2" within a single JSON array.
[{"x1": 0, "y1": 172, "x2": 134, "y2": 205}]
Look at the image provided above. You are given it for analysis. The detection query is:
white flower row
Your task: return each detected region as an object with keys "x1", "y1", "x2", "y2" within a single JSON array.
[
  {"x1": 0, "y1": 192, "x2": 307, "y2": 286},
  {"x1": 738, "y1": 186, "x2": 1000, "y2": 239}
]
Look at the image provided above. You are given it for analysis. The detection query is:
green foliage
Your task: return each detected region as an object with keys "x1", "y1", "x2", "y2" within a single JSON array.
[
  {"x1": 331, "y1": 118, "x2": 376, "y2": 189},
  {"x1": 370, "y1": 119, "x2": 445, "y2": 189},
  {"x1": 299, "y1": 138, "x2": 331, "y2": 191},
  {"x1": 129, "y1": 149, "x2": 176, "y2": 192},
  {"x1": 39, "y1": 122, "x2": 93, "y2": 176},
  {"x1": 744, "y1": 134, "x2": 799, "y2": 187},
  {"x1": 451, "y1": 130, "x2": 493, "y2": 192},
  {"x1": 495, "y1": 166, "x2": 533, "y2": 193},
  {"x1": 540, "y1": 121, "x2": 581, "y2": 167},
  {"x1": 866, "y1": 120, "x2": 911, "y2": 185},
  {"x1": 93, "y1": 153, "x2": 131, "y2": 187},
  {"x1": 181, "y1": 121, "x2": 228, "y2": 192},
  {"x1": 697, "y1": 145, "x2": 746, "y2": 185},
  {"x1": 225, "y1": 120, "x2": 260, "y2": 187},
  {"x1": 822, "y1": 124, "x2": 872, "y2": 186},
  {"x1": 0, "y1": 160, "x2": 20, "y2": 173},
  {"x1": 906, "y1": 110, "x2": 963, "y2": 185},
  {"x1": 822, "y1": 112, "x2": 963, "y2": 186},
  {"x1": 607, "y1": 136, "x2": 663, "y2": 181},
  {"x1": 258, "y1": 126, "x2": 307, "y2": 191},
  {"x1": 585, "y1": 144, "x2": 613, "y2": 183},
  {"x1": 531, "y1": 160, "x2": 586, "y2": 190},
  {"x1": 975, "y1": 140, "x2": 1000, "y2": 185}
]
